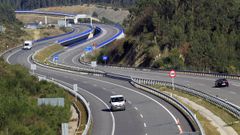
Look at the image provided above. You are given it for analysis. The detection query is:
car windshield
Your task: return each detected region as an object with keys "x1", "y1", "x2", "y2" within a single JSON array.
[{"x1": 111, "y1": 97, "x2": 124, "y2": 102}]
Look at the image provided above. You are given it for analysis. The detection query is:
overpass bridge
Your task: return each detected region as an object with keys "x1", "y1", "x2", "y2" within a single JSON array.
[{"x1": 15, "y1": 10, "x2": 100, "y2": 27}]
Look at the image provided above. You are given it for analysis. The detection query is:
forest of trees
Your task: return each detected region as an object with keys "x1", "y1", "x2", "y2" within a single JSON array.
[
  {"x1": 98, "y1": 0, "x2": 240, "y2": 74},
  {"x1": 0, "y1": 0, "x2": 135, "y2": 10}
]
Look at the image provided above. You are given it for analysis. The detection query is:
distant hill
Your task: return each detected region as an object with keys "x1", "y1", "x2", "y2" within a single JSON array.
[
  {"x1": 1, "y1": 0, "x2": 135, "y2": 10},
  {"x1": 98, "y1": 0, "x2": 240, "y2": 74}
]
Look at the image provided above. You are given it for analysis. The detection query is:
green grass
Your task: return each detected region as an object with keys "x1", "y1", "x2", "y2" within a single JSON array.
[{"x1": 154, "y1": 85, "x2": 240, "y2": 135}]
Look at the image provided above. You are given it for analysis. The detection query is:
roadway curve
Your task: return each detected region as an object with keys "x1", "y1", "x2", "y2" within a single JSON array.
[
  {"x1": 3, "y1": 24, "x2": 195, "y2": 135},
  {"x1": 59, "y1": 31, "x2": 240, "y2": 106}
]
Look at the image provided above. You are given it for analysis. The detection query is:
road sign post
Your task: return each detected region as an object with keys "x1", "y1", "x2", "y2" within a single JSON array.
[
  {"x1": 73, "y1": 84, "x2": 78, "y2": 101},
  {"x1": 31, "y1": 64, "x2": 37, "y2": 75},
  {"x1": 168, "y1": 70, "x2": 176, "y2": 90},
  {"x1": 102, "y1": 56, "x2": 108, "y2": 65},
  {"x1": 53, "y1": 55, "x2": 59, "y2": 64}
]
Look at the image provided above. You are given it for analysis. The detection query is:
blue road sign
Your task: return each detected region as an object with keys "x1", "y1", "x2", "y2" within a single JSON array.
[
  {"x1": 102, "y1": 56, "x2": 108, "y2": 61},
  {"x1": 53, "y1": 55, "x2": 59, "y2": 61},
  {"x1": 84, "y1": 46, "x2": 93, "y2": 52}
]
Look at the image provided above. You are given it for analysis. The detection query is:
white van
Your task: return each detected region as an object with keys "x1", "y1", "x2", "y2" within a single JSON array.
[
  {"x1": 23, "y1": 40, "x2": 33, "y2": 50},
  {"x1": 109, "y1": 95, "x2": 126, "y2": 111}
]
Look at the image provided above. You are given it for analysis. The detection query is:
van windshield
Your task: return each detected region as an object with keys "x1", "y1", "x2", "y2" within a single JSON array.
[
  {"x1": 24, "y1": 43, "x2": 30, "y2": 46},
  {"x1": 111, "y1": 97, "x2": 124, "y2": 102}
]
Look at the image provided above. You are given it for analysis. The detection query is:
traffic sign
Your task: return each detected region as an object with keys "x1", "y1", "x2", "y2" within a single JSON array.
[
  {"x1": 84, "y1": 46, "x2": 93, "y2": 52},
  {"x1": 169, "y1": 70, "x2": 176, "y2": 78},
  {"x1": 31, "y1": 64, "x2": 36, "y2": 70},
  {"x1": 53, "y1": 55, "x2": 59, "y2": 62},
  {"x1": 102, "y1": 56, "x2": 108, "y2": 61}
]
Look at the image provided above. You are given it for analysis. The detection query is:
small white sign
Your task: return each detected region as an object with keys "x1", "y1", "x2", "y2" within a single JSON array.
[
  {"x1": 73, "y1": 84, "x2": 78, "y2": 91},
  {"x1": 91, "y1": 61, "x2": 97, "y2": 68},
  {"x1": 31, "y1": 64, "x2": 37, "y2": 70}
]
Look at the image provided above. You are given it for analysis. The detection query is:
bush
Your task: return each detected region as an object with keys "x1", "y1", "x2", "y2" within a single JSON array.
[{"x1": 0, "y1": 59, "x2": 71, "y2": 134}]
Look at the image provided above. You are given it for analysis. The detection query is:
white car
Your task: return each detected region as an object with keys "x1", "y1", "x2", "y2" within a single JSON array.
[
  {"x1": 23, "y1": 40, "x2": 33, "y2": 50},
  {"x1": 109, "y1": 95, "x2": 126, "y2": 111}
]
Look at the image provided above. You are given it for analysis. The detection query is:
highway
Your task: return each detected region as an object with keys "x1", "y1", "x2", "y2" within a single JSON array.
[
  {"x1": 58, "y1": 37, "x2": 240, "y2": 106},
  {"x1": 3, "y1": 24, "x2": 196, "y2": 135}
]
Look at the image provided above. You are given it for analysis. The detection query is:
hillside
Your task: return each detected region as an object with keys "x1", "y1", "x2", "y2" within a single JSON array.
[
  {"x1": 31, "y1": 4, "x2": 129, "y2": 24},
  {"x1": 97, "y1": 0, "x2": 240, "y2": 74}
]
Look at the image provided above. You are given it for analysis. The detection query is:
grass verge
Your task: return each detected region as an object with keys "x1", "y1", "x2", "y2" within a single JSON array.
[
  {"x1": 34, "y1": 44, "x2": 63, "y2": 64},
  {"x1": 154, "y1": 85, "x2": 240, "y2": 135}
]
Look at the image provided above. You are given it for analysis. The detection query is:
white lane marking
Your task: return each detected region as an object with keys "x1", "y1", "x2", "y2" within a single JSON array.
[
  {"x1": 28, "y1": 52, "x2": 179, "y2": 133},
  {"x1": 26, "y1": 54, "x2": 116, "y2": 135},
  {"x1": 78, "y1": 76, "x2": 180, "y2": 129},
  {"x1": 144, "y1": 123, "x2": 147, "y2": 127},
  {"x1": 6, "y1": 49, "x2": 22, "y2": 64},
  {"x1": 140, "y1": 114, "x2": 143, "y2": 118},
  {"x1": 134, "y1": 107, "x2": 138, "y2": 110},
  {"x1": 72, "y1": 54, "x2": 80, "y2": 65},
  {"x1": 76, "y1": 87, "x2": 116, "y2": 135}
]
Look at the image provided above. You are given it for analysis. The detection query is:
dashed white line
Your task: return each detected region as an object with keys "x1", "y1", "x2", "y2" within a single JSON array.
[
  {"x1": 140, "y1": 114, "x2": 143, "y2": 118},
  {"x1": 144, "y1": 123, "x2": 147, "y2": 127},
  {"x1": 134, "y1": 107, "x2": 138, "y2": 110}
]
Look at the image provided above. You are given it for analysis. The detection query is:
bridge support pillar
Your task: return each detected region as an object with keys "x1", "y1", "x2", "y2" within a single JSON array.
[
  {"x1": 90, "y1": 17, "x2": 93, "y2": 27},
  {"x1": 45, "y1": 16, "x2": 48, "y2": 25}
]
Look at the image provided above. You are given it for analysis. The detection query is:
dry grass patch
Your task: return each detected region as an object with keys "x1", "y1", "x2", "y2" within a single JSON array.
[
  {"x1": 68, "y1": 94, "x2": 88, "y2": 135},
  {"x1": 35, "y1": 44, "x2": 63, "y2": 64}
]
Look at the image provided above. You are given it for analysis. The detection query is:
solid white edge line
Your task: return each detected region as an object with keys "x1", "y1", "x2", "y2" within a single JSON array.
[
  {"x1": 28, "y1": 50, "x2": 180, "y2": 134},
  {"x1": 6, "y1": 49, "x2": 22, "y2": 64},
  {"x1": 144, "y1": 123, "x2": 147, "y2": 127}
]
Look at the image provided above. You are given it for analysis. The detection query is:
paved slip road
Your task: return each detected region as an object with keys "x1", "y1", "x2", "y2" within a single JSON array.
[{"x1": 3, "y1": 24, "x2": 195, "y2": 135}]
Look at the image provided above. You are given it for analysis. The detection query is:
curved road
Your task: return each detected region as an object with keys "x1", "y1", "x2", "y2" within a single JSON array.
[
  {"x1": 3, "y1": 24, "x2": 195, "y2": 135},
  {"x1": 59, "y1": 33, "x2": 240, "y2": 106}
]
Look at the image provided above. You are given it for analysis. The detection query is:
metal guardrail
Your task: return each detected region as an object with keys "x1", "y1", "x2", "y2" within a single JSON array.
[
  {"x1": 37, "y1": 74, "x2": 92, "y2": 135},
  {"x1": 130, "y1": 79, "x2": 204, "y2": 135},
  {"x1": 57, "y1": 25, "x2": 94, "y2": 44},
  {"x1": 132, "y1": 77, "x2": 240, "y2": 119},
  {"x1": 100, "y1": 64, "x2": 240, "y2": 80},
  {"x1": 15, "y1": 10, "x2": 76, "y2": 17},
  {"x1": 32, "y1": 50, "x2": 205, "y2": 135}
]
